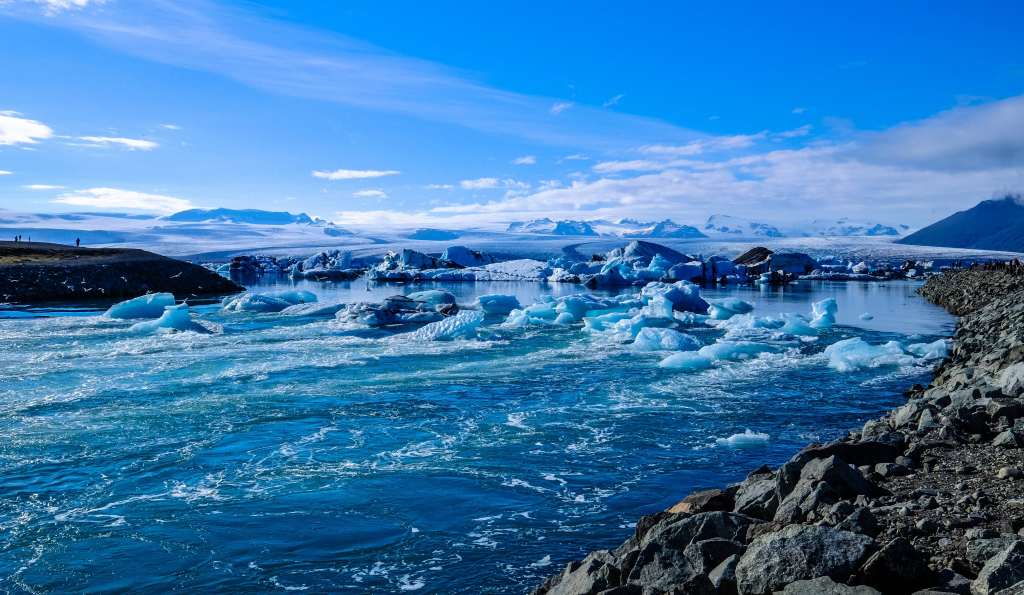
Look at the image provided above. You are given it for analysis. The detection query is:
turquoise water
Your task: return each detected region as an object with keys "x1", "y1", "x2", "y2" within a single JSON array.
[{"x1": 0, "y1": 280, "x2": 953, "y2": 593}]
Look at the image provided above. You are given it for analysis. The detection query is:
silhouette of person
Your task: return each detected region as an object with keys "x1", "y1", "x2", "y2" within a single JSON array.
[{"x1": 76, "y1": 237, "x2": 81, "y2": 247}]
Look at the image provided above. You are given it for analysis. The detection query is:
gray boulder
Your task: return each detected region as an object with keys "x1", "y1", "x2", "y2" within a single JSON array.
[
  {"x1": 735, "y1": 525, "x2": 873, "y2": 594},
  {"x1": 972, "y1": 541, "x2": 1024, "y2": 595},
  {"x1": 773, "y1": 576, "x2": 880, "y2": 594}
]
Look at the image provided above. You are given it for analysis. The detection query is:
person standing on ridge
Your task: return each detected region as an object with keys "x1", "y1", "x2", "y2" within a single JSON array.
[{"x1": 75, "y1": 237, "x2": 81, "y2": 248}]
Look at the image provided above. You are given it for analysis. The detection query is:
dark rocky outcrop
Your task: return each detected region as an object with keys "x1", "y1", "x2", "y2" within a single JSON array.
[
  {"x1": 0, "y1": 242, "x2": 242, "y2": 304},
  {"x1": 533, "y1": 267, "x2": 1024, "y2": 595}
]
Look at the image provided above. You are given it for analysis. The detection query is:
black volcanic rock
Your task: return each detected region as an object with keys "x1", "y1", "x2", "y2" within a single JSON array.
[
  {"x1": 897, "y1": 195, "x2": 1024, "y2": 252},
  {"x1": 0, "y1": 242, "x2": 242, "y2": 304}
]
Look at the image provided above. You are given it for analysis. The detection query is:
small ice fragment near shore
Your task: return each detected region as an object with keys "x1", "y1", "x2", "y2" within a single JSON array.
[
  {"x1": 906, "y1": 339, "x2": 949, "y2": 360},
  {"x1": 859, "y1": 312, "x2": 874, "y2": 321},
  {"x1": 824, "y1": 337, "x2": 913, "y2": 372},
  {"x1": 715, "y1": 429, "x2": 770, "y2": 447},
  {"x1": 222, "y1": 290, "x2": 316, "y2": 313},
  {"x1": 104, "y1": 293, "x2": 175, "y2": 319},
  {"x1": 658, "y1": 351, "x2": 713, "y2": 371},
  {"x1": 632, "y1": 328, "x2": 701, "y2": 352},
  {"x1": 130, "y1": 304, "x2": 209, "y2": 334},
  {"x1": 408, "y1": 310, "x2": 484, "y2": 341},
  {"x1": 476, "y1": 294, "x2": 520, "y2": 315},
  {"x1": 810, "y1": 297, "x2": 838, "y2": 328}
]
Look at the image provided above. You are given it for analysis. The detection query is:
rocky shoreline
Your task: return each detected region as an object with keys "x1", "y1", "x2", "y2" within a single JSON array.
[
  {"x1": 532, "y1": 267, "x2": 1024, "y2": 595},
  {"x1": 0, "y1": 242, "x2": 242, "y2": 304}
]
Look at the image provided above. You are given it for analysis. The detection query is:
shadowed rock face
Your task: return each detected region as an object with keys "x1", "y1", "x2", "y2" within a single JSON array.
[
  {"x1": 0, "y1": 242, "x2": 242, "y2": 304},
  {"x1": 532, "y1": 266, "x2": 1024, "y2": 595}
]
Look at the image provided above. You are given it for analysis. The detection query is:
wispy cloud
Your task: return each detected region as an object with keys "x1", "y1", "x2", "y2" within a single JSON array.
[
  {"x1": 34, "y1": 0, "x2": 102, "y2": 15},
  {"x1": 76, "y1": 135, "x2": 159, "y2": 150},
  {"x1": 0, "y1": 111, "x2": 53, "y2": 146},
  {"x1": 775, "y1": 124, "x2": 813, "y2": 139},
  {"x1": 352, "y1": 189, "x2": 387, "y2": 199},
  {"x1": 550, "y1": 101, "x2": 574, "y2": 115},
  {"x1": 5, "y1": 0, "x2": 703, "y2": 151},
  {"x1": 0, "y1": 170, "x2": 11, "y2": 176},
  {"x1": 160, "y1": 123, "x2": 181, "y2": 130},
  {"x1": 313, "y1": 168, "x2": 400, "y2": 180},
  {"x1": 460, "y1": 177, "x2": 500, "y2": 190},
  {"x1": 511, "y1": 155, "x2": 536, "y2": 165},
  {"x1": 603, "y1": 94, "x2": 624, "y2": 108},
  {"x1": 639, "y1": 132, "x2": 767, "y2": 156},
  {"x1": 23, "y1": 184, "x2": 65, "y2": 190},
  {"x1": 426, "y1": 183, "x2": 454, "y2": 190},
  {"x1": 53, "y1": 187, "x2": 194, "y2": 213},
  {"x1": 791, "y1": 107, "x2": 807, "y2": 115}
]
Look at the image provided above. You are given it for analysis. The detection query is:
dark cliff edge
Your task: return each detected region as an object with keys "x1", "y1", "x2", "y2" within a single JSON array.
[
  {"x1": 532, "y1": 267, "x2": 1024, "y2": 595},
  {"x1": 0, "y1": 242, "x2": 243, "y2": 304}
]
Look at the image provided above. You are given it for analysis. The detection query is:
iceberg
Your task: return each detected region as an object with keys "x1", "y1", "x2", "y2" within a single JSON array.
[
  {"x1": 658, "y1": 351, "x2": 713, "y2": 372},
  {"x1": 810, "y1": 297, "x2": 838, "y2": 328},
  {"x1": 408, "y1": 310, "x2": 485, "y2": 341},
  {"x1": 698, "y1": 341, "x2": 775, "y2": 361},
  {"x1": 715, "y1": 429, "x2": 770, "y2": 447},
  {"x1": 475, "y1": 294, "x2": 521, "y2": 315},
  {"x1": 707, "y1": 298, "x2": 754, "y2": 320},
  {"x1": 104, "y1": 293, "x2": 176, "y2": 319},
  {"x1": 780, "y1": 314, "x2": 818, "y2": 336},
  {"x1": 824, "y1": 338, "x2": 915, "y2": 372},
  {"x1": 640, "y1": 281, "x2": 709, "y2": 314},
  {"x1": 280, "y1": 302, "x2": 346, "y2": 317},
  {"x1": 130, "y1": 304, "x2": 210, "y2": 334},
  {"x1": 631, "y1": 328, "x2": 701, "y2": 352},
  {"x1": 859, "y1": 312, "x2": 875, "y2": 321},
  {"x1": 406, "y1": 290, "x2": 457, "y2": 310},
  {"x1": 905, "y1": 339, "x2": 949, "y2": 360},
  {"x1": 440, "y1": 246, "x2": 496, "y2": 267},
  {"x1": 222, "y1": 290, "x2": 317, "y2": 313}
]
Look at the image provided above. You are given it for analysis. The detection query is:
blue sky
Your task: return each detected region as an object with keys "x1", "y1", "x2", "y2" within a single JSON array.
[{"x1": 1, "y1": 0, "x2": 1022, "y2": 228}]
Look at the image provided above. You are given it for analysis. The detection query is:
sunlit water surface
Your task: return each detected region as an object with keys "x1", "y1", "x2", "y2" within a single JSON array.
[{"x1": 0, "y1": 280, "x2": 953, "y2": 593}]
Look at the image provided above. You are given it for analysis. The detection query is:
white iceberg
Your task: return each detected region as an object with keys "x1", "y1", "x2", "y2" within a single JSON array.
[
  {"x1": 905, "y1": 339, "x2": 949, "y2": 360},
  {"x1": 475, "y1": 294, "x2": 521, "y2": 315},
  {"x1": 408, "y1": 310, "x2": 485, "y2": 341},
  {"x1": 130, "y1": 304, "x2": 210, "y2": 334},
  {"x1": 824, "y1": 337, "x2": 915, "y2": 372},
  {"x1": 810, "y1": 297, "x2": 838, "y2": 328},
  {"x1": 280, "y1": 302, "x2": 346, "y2": 317},
  {"x1": 222, "y1": 290, "x2": 317, "y2": 313},
  {"x1": 640, "y1": 281, "x2": 709, "y2": 314},
  {"x1": 104, "y1": 293, "x2": 175, "y2": 319},
  {"x1": 707, "y1": 298, "x2": 755, "y2": 320},
  {"x1": 658, "y1": 351, "x2": 713, "y2": 372},
  {"x1": 715, "y1": 429, "x2": 770, "y2": 447},
  {"x1": 631, "y1": 328, "x2": 701, "y2": 352},
  {"x1": 698, "y1": 341, "x2": 775, "y2": 361}
]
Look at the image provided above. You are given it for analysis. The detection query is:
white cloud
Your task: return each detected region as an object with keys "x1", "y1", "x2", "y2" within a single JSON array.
[
  {"x1": 460, "y1": 177, "x2": 500, "y2": 190},
  {"x1": 550, "y1": 101, "x2": 574, "y2": 115},
  {"x1": 160, "y1": 123, "x2": 181, "y2": 130},
  {"x1": 0, "y1": 111, "x2": 53, "y2": 146},
  {"x1": 603, "y1": 94, "x2": 624, "y2": 108},
  {"x1": 352, "y1": 189, "x2": 387, "y2": 199},
  {"x1": 52, "y1": 187, "x2": 194, "y2": 213},
  {"x1": 640, "y1": 132, "x2": 767, "y2": 156},
  {"x1": 23, "y1": 184, "x2": 65, "y2": 190},
  {"x1": 592, "y1": 160, "x2": 667, "y2": 174},
  {"x1": 792, "y1": 107, "x2": 807, "y2": 115},
  {"x1": 775, "y1": 124, "x2": 813, "y2": 139},
  {"x1": 511, "y1": 155, "x2": 536, "y2": 165},
  {"x1": 35, "y1": 0, "x2": 101, "y2": 14},
  {"x1": 561, "y1": 153, "x2": 590, "y2": 161},
  {"x1": 312, "y1": 168, "x2": 400, "y2": 180},
  {"x1": 77, "y1": 136, "x2": 159, "y2": 150},
  {"x1": 426, "y1": 183, "x2": 454, "y2": 190},
  {"x1": 0, "y1": 170, "x2": 11, "y2": 176}
]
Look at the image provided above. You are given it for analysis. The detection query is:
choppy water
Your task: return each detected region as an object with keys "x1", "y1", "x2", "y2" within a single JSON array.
[{"x1": 0, "y1": 280, "x2": 952, "y2": 594}]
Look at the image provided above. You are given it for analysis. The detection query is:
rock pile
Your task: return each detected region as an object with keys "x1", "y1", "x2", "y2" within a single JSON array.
[{"x1": 532, "y1": 268, "x2": 1024, "y2": 594}]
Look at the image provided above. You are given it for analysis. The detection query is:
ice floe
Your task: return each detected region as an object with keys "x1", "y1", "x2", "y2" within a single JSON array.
[
  {"x1": 130, "y1": 304, "x2": 210, "y2": 334},
  {"x1": 104, "y1": 293, "x2": 176, "y2": 319}
]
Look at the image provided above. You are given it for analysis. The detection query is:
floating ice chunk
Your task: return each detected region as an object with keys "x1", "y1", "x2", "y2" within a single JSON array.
[
  {"x1": 810, "y1": 297, "x2": 838, "y2": 328},
  {"x1": 658, "y1": 351, "x2": 713, "y2": 371},
  {"x1": 582, "y1": 311, "x2": 635, "y2": 332},
  {"x1": 554, "y1": 312, "x2": 576, "y2": 325},
  {"x1": 476, "y1": 294, "x2": 521, "y2": 315},
  {"x1": 632, "y1": 328, "x2": 701, "y2": 352},
  {"x1": 222, "y1": 290, "x2": 317, "y2": 313},
  {"x1": 281, "y1": 302, "x2": 345, "y2": 317},
  {"x1": 408, "y1": 310, "x2": 485, "y2": 341},
  {"x1": 824, "y1": 337, "x2": 914, "y2": 372},
  {"x1": 130, "y1": 304, "x2": 209, "y2": 334},
  {"x1": 905, "y1": 339, "x2": 949, "y2": 360},
  {"x1": 641, "y1": 281, "x2": 709, "y2": 314},
  {"x1": 407, "y1": 290, "x2": 456, "y2": 310},
  {"x1": 707, "y1": 298, "x2": 754, "y2": 320},
  {"x1": 698, "y1": 341, "x2": 775, "y2": 361},
  {"x1": 608, "y1": 313, "x2": 676, "y2": 338},
  {"x1": 642, "y1": 295, "x2": 675, "y2": 319},
  {"x1": 859, "y1": 312, "x2": 874, "y2": 321},
  {"x1": 104, "y1": 293, "x2": 175, "y2": 319},
  {"x1": 780, "y1": 314, "x2": 818, "y2": 336},
  {"x1": 715, "y1": 429, "x2": 770, "y2": 447}
]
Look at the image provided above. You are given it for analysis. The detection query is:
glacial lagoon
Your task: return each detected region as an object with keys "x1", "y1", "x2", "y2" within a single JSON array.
[{"x1": 0, "y1": 280, "x2": 953, "y2": 593}]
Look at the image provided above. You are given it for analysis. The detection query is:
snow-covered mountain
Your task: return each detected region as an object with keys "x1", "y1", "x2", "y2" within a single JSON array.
[
  {"x1": 792, "y1": 218, "x2": 909, "y2": 237},
  {"x1": 164, "y1": 208, "x2": 315, "y2": 225},
  {"x1": 898, "y1": 195, "x2": 1024, "y2": 251},
  {"x1": 703, "y1": 214, "x2": 785, "y2": 238},
  {"x1": 506, "y1": 218, "x2": 598, "y2": 236},
  {"x1": 627, "y1": 219, "x2": 706, "y2": 239}
]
